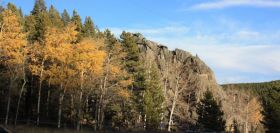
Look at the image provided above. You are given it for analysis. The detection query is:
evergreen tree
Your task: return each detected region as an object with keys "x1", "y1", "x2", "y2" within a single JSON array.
[
  {"x1": 7, "y1": 3, "x2": 23, "y2": 23},
  {"x1": 120, "y1": 31, "x2": 146, "y2": 127},
  {"x1": 31, "y1": 0, "x2": 47, "y2": 16},
  {"x1": 29, "y1": 0, "x2": 51, "y2": 43},
  {"x1": 24, "y1": 15, "x2": 36, "y2": 41},
  {"x1": 120, "y1": 32, "x2": 141, "y2": 74},
  {"x1": 71, "y1": 10, "x2": 83, "y2": 41},
  {"x1": 71, "y1": 10, "x2": 82, "y2": 32},
  {"x1": 104, "y1": 29, "x2": 117, "y2": 49},
  {"x1": 33, "y1": 11, "x2": 51, "y2": 43},
  {"x1": 143, "y1": 65, "x2": 165, "y2": 130},
  {"x1": 48, "y1": 5, "x2": 63, "y2": 28},
  {"x1": 196, "y1": 90, "x2": 226, "y2": 132},
  {"x1": 82, "y1": 16, "x2": 95, "y2": 38},
  {"x1": 7, "y1": 3, "x2": 21, "y2": 16},
  {"x1": 61, "y1": 9, "x2": 71, "y2": 26},
  {"x1": 261, "y1": 87, "x2": 280, "y2": 133}
]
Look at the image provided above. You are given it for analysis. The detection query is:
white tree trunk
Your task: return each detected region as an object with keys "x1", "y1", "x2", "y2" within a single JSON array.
[
  {"x1": 77, "y1": 71, "x2": 84, "y2": 131},
  {"x1": 37, "y1": 59, "x2": 45, "y2": 126},
  {"x1": 5, "y1": 83, "x2": 12, "y2": 125},
  {"x1": 15, "y1": 75, "x2": 27, "y2": 125},
  {"x1": 167, "y1": 77, "x2": 180, "y2": 132},
  {"x1": 58, "y1": 83, "x2": 65, "y2": 128},
  {"x1": 77, "y1": 90, "x2": 83, "y2": 130},
  {"x1": 5, "y1": 77, "x2": 15, "y2": 125}
]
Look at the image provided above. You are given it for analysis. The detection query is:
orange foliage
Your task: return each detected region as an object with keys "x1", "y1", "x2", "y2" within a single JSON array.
[
  {"x1": 248, "y1": 97, "x2": 263, "y2": 124},
  {"x1": 117, "y1": 89, "x2": 131, "y2": 100},
  {"x1": 0, "y1": 9, "x2": 27, "y2": 67},
  {"x1": 73, "y1": 38, "x2": 106, "y2": 77}
]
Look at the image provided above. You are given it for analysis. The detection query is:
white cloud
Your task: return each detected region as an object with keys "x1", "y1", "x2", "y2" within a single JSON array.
[
  {"x1": 235, "y1": 30, "x2": 260, "y2": 39},
  {"x1": 190, "y1": 0, "x2": 280, "y2": 10},
  {"x1": 108, "y1": 25, "x2": 189, "y2": 38},
  {"x1": 159, "y1": 38, "x2": 280, "y2": 83}
]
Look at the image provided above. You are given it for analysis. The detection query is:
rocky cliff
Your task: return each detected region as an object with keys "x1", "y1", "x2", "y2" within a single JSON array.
[{"x1": 131, "y1": 34, "x2": 229, "y2": 130}]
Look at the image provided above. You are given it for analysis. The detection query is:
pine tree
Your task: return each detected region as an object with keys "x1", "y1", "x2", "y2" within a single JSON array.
[
  {"x1": 71, "y1": 10, "x2": 83, "y2": 41},
  {"x1": 7, "y1": 3, "x2": 24, "y2": 24},
  {"x1": 261, "y1": 87, "x2": 280, "y2": 133},
  {"x1": 34, "y1": 11, "x2": 51, "y2": 43},
  {"x1": 48, "y1": 5, "x2": 63, "y2": 28},
  {"x1": 196, "y1": 90, "x2": 226, "y2": 132},
  {"x1": 29, "y1": 0, "x2": 51, "y2": 43},
  {"x1": 7, "y1": 3, "x2": 22, "y2": 17},
  {"x1": 82, "y1": 16, "x2": 95, "y2": 38},
  {"x1": 71, "y1": 10, "x2": 82, "y2": 32},
  {"x1": 24, "y1": 15, "x2": 36, "y2": 41},
  {"x1": 61, "y1": 9, "x2": 71, "y2": 26},
  {"x1": 143, "y1": 65, "x2": 165, "y2": 130},
  {"x1": 120, "y1": 31, "x2": 146, "y2": 128},
  {"x1": 120, "y1": 32, "x2": 141, "y2": 74},
  {"x1": 31, "y1": 0, "x2": 47, "y2": 16}
]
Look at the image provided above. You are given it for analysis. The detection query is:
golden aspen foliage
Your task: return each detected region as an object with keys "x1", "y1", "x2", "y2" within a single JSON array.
[
  {"x1": 117, "y1": 88, "x2": 131, "y2": 101},
  {"x1": 248, "y1": 97, "x2": 263, "y2": 125},
  {"x1": 0, "y1": 9, "x2": 27, "y2": 67},
  {"x1": 73, "y1": 38, "x2": 106, "y2": 77},
  {"x1": 43, "y1": 24, "x2": 77, "y2": 87}
]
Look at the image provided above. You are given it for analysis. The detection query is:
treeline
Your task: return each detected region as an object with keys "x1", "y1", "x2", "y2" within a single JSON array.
[
  {"x1": 2, "y1": 0, "x2": 278, "y2": 132},
  {"x1": 0, "y1": 0, "x2": 165, "y2": 131},
  {"x1": 0, "y1": 1, "x2": 229, "y2": 132},
  {"x1": 223, "y1": 81, "x2": 280, "y2": 132}
]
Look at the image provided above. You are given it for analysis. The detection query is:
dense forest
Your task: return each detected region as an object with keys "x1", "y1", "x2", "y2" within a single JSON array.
[
  {"x1": 0, "y1": 0, "x2": 279, "y2": 132},
  {"x1": 223, "y1": 81, "x2": 280, "y2": 133}
]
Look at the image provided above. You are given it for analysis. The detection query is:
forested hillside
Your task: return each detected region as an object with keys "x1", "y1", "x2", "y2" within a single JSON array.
[
  {"x1": 0, "y1": 0, "x2": 279, "y2": 133},
  {"x1": 223, "y1": 80, "x2": 280, "y2": 133}
]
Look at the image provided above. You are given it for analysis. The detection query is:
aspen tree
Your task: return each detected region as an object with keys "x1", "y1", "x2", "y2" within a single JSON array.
[{"x1": 0, "y1": 9, "x2": 27, "y2": 125}]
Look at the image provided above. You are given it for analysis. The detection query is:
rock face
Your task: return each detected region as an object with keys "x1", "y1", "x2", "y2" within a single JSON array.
[{"x1": 132, "y1": 34, "x2": 228, "y2": 129}]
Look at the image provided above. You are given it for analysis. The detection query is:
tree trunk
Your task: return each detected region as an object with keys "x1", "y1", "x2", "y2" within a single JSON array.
[
  {"x1": 70, "y1": 94, "x2": 74, "y2": 121},
  {"x1": 37, "y1": 79, "x2": 43, "y2": 126},
  {"x1": 37, "y1": 59, "x2": 45, "y2": 126},
  {"x1": 46, "y1": 89, "x2": 50, "y2": 117},
  {"x1": 167, "y1": 77, "x2": 180, "y2": 132},
  {"x1": 77, "y1": 71, "x2": 84, "y2": 131},
  {"x1": 245, "y1": 95, "x2": 250, "y2": 133},
  {"x1": 5, "y1": 77, "x2": 15, "y2": 125},
  {"x1": 5, "y1": 91, "x2": 11, "y2": 125},
  {"x1": 97, "y1": 93, "x2": 103, "y2": 130},
  {"x1": 5, "y1": 83, "x2": 12, "y2": 125},
  {"x1": 97, "y1": 57, "x2": 110, "y2": 130},
  {"x1": 77, "y1": 90, "x2": 83, "y2": 130},
  {"x1": 46, "y1": 81, "x2": 51, "y2": 117},
  {"x1": 15, "y1": 76, "x2": 27, "y2": 125},
  {"x1": 58, "y1": 83, "x2": 65, "y2": 128}
]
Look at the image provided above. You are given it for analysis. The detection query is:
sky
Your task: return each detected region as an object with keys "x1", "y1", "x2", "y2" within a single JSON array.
[{"x1": 2, "y1": 0, "x2": 280, "y2": 84}]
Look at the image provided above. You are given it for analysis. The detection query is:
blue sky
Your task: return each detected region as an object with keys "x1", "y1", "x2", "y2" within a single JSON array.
[{"x1": 2, "y1": 0, "x2": 280, "y2": 84}]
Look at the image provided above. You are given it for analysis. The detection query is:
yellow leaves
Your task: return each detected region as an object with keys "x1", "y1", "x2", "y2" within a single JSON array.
[
  {"x1": 117, "y1": 88, "x2": 131, "y2": 101},
  {"x1": 110, "y1": 66, "x2": 121, "y2": 75},
  {"x1": 119, "y1": 78, "x2": 133, "y2": 88},
  {"x1": 73, "y1": 38, "x2": 106, "y2": 76},
  {"x1": 0, "y1": 9, "x2": 27, "y2": 68},
  {"x1": 248, "y1": 97, "x2": 263, "y2": 124}
]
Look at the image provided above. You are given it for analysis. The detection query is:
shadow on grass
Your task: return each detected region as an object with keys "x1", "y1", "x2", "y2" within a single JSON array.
[{"x1": 4, "y1": 125, "x2": 175, "y2": 133}]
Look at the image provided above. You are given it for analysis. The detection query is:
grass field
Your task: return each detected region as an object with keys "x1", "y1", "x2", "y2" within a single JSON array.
[{"x1": 2, "y1": 125, "x2": 173, "y2": 133}]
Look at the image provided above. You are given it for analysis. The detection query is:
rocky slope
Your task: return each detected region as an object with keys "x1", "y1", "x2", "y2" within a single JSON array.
[
  {"x1": 131, "y1": 34, "x2": 229, "y2": 129},
  {"x1": 131, "y1": 34, "x2": 264, "y2": 132}
]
